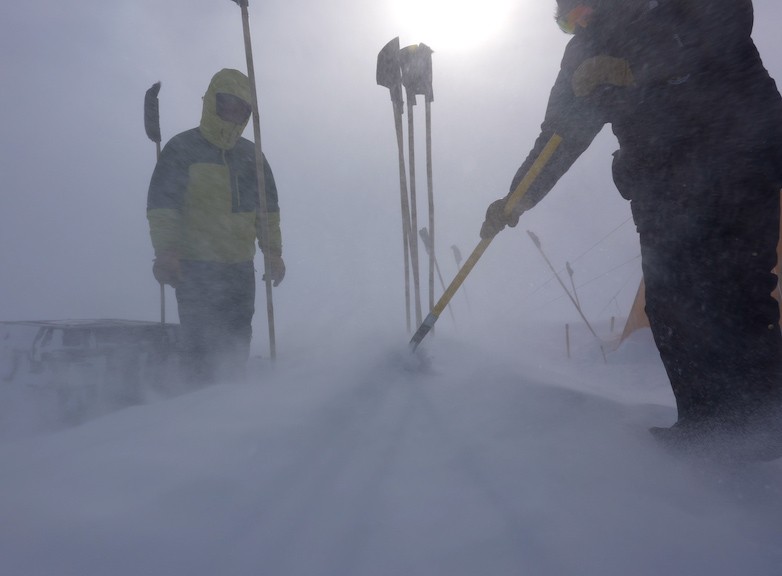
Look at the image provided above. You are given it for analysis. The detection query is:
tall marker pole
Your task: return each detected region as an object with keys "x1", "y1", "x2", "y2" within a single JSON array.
[{"x1": 229, "y1": 0, "x2": 276, "y2": 359}]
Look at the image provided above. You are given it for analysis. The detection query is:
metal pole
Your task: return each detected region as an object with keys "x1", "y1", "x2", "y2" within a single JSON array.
[
  {"x1": 230, "y1": 0, "x2": 276, "y2": 359},
  {"x1": 144, "y1": 81, "x2": 165, "y2": 326}
]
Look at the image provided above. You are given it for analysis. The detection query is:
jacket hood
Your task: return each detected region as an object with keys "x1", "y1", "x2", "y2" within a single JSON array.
[
  {"x1": 555, "y1": 0, "x2": 650, "y2": 33},
  {"x1": 199, "y1": 68, "x2": 252, "y2": 150}
]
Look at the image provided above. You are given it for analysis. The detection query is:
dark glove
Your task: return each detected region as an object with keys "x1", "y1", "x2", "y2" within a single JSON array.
[
  {"x1": 480, "y1": 198, "x2": 521, "y2": 240},
  {"x1": 263, "y1": 253, "x2": 286, "y2": 287},
  {"x1": 152, "y1": 251, "x2": 181, "y2": 287}
]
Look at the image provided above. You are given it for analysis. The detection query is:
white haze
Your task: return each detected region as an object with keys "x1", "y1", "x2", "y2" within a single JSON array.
[
  {"x1": 3, "y1": 325, "x2": 782, "y2": 575},
  {"x1": 1, "y1": 1, "x2": 782, "y2": 574}
]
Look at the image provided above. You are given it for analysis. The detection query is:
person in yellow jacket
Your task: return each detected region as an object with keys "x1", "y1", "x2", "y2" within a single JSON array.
[{"x1": 147, "y1": 68, "x2": 284, "y2": 383}]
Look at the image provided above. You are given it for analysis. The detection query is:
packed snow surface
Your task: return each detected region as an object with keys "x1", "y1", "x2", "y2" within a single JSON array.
[{"x1": 2, "y1": 324, "x2": 781, "y2": 576}]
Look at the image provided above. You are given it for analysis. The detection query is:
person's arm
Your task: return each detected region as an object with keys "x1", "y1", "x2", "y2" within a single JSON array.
[
  {"x1": 481, "y1": 37, "x2": 609, "y2": 238},
  {"x1": 147, "y1": 135, "x2": 188, "y2": 285},
  {"x1": 256, "y1": 154, "x2": 285, "y2": 286}
]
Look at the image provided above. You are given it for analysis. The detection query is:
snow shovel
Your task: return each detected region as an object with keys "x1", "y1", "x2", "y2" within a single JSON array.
[
  {"x1": 409, "y1": 133, "x2": 564, "y2": 352},
  {"x1": 450, "y1": 245, "x2": 472, "y2": 312},
  {"x1": 399, "y1": 44, "x2": 433, "y2": 327},
  {"x1": 401, "y1": 44, "x2": 435, "y2": 316},
  {"x1": 144, "y1": 81, "x2": 165, "y2": 325},
  {"x1": 377, "y1": 37, "x2": 415, "y2": 332},
  {"x1": 418, "y1": 227, "x2": 455, "y2": 324}
]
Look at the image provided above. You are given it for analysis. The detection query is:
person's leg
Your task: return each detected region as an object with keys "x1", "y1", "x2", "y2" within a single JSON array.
[
  {"x1": 175, "y1": 261, "x2": 225, "y2": 385},
  {"x1": 637, "y1": 161, "x2": 782, "y2": 458},
  {"x1": 214, "y1": 262, "x2": 255, "y2": 382},
  {"x1": 701, "y1": 171, "x2": 782, "y2": 424},
  {"x1": 636, "y1": 208, "x2": 717, "y2": 422},
  {"x1": 634, "y1": 170, "x2": 781, "y2": 421}
]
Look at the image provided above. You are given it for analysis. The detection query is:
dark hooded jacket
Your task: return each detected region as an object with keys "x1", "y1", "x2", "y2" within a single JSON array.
[
  {"x1": 509, "y1": 0, "x2": 782, "y2": 211},
  {"x1": 147, "y1": 69, "x2": 281, "y2": 264}
]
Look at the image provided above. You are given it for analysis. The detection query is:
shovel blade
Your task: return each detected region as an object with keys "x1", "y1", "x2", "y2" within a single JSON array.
[
  {"x1": 400, "y1": 43, "x2": 434, "y2": 103},
  {"x1": 144, "y1": 81, "x2": 161, "y2": 144},
  {"x1": 377, "y1": 37, "x2": 403, "y2": 105}
]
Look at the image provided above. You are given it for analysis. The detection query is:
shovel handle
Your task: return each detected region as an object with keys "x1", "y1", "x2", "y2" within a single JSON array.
[{"x1": 410, "y1": 133, "x2": 563, "y2": 351}]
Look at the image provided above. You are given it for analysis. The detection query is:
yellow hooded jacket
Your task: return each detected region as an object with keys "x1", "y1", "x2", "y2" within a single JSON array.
[{"x1": 147, "y1": 69, "x2": 281, "y2": 263}]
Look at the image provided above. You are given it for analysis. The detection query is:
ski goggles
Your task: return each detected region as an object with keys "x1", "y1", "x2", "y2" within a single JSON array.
[
  {"x1": 557, "y1": 4, "x2": 594, "y2": 34},
  {"x1": 216, "y1": 92, "x2": 252, "y2": 124}
]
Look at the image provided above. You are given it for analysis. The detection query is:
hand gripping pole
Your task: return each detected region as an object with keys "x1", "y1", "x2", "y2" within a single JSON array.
[{"x1": 409, "y1": 133, "x2": 563, "y2": 351}]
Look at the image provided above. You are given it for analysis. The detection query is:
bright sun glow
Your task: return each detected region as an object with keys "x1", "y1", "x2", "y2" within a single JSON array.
[{"x1": 389, "y1": 0, "x2": 516, "y2": 53}]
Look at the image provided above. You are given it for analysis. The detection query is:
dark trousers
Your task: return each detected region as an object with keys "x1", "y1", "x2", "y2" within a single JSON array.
[
  {"x1": 630, "y1": 155, "x2": 782, "y2": 424},
  {"x1": 175, "y1": 260, "x2": 255, "y2": 384}
]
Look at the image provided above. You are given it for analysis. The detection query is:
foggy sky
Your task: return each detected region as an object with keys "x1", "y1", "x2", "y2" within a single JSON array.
[{"x1": 2, "y1": 0, "x2": 782, "y2": 354}]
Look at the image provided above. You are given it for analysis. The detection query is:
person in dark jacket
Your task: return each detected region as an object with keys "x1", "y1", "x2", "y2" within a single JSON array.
[
  {"x1": 481, "y1": 0, "x2": 782, "y2": 460},
  {"x1": 147, "y1": 68, "x2": 285, "y2": 384}
]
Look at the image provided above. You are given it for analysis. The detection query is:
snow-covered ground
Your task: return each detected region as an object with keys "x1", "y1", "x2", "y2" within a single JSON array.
[{"x1": 2, "y1": 322, "x2": 781, "y2": 576}]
